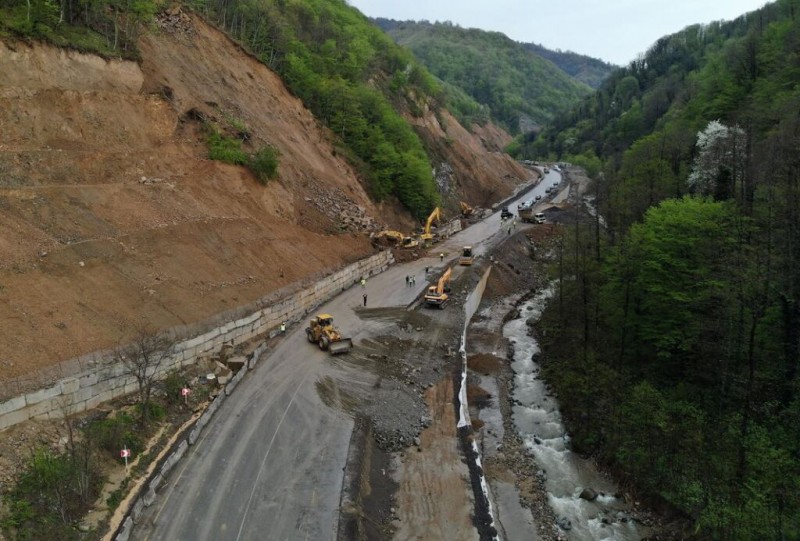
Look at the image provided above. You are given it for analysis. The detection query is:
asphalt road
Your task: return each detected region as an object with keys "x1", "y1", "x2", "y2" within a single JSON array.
[{"x1": 130, "y1": 168, "x2": 561, "y2": 541}]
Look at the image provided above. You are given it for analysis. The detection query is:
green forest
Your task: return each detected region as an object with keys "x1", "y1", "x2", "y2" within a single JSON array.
[
  {"x1": 526, "y1": 0, "x2": 800, "y2": 538},
  {"x1": 521, "y1": 41, "x2": 617, "y2": 89},
  {"x1": 375, "y1": 19, "x2": 593, "y2": 133}
]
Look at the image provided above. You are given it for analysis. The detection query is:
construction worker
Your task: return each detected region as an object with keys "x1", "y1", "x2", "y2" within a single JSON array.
[
  {"x1": 280, "y1": 321, "x2": 286, "y2": 335},
  {"x1": 440, "y1": 253, "x2": 444, "y2": 262},
  {"x1": 360, "y1": 277, "x2": 366, "y2": 288},
  {"x1": 363, "y1": 293, "x2": 368, "y2": 307}
]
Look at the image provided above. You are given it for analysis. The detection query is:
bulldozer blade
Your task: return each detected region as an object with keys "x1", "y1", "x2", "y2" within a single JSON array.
[{"x1": 328, "y1": 338, "x2": 353, "y2": 355}]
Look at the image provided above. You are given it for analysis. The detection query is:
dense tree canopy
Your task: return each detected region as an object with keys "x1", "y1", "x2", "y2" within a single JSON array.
[
  {"x1": 375, "y1": 18, "x2": 593, "y2": 134},
  {"x1": 534, "y1": 1, "x2": 800, "y2": 537}
]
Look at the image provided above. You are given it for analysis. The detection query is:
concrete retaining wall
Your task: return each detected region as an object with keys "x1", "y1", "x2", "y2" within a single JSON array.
[{"x1": 0, "y1": 250, "x2": 394, "y2": 432}]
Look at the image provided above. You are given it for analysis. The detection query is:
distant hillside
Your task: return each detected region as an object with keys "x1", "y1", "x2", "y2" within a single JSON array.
[
  {"x1": 520, "y1": 42, "x2": 616, "y2": 89},
  {"x1": 374, "y1": 18, "x2": 592, "y2": 134}
]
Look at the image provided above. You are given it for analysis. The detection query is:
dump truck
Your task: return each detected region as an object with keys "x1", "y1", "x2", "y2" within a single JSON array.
[
  {"x1": 424, "y1": 267, "x2": 452, "y2": 308},
  {"x1": 459, "y1": 246, "x2": 474, "y2": 266},
  {"x1": 519, "y1": 205, "x2": 547, "y2": 224},
  {"x1": 305, "y1": 314, "x2": 353, "y2": 354}
]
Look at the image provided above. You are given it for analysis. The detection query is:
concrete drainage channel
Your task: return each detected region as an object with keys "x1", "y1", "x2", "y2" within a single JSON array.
[{"x1": 457, "y1": 266, "x2": 502, "y2": 541}]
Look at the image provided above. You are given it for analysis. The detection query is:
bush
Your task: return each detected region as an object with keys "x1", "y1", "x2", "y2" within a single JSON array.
[
  {"x1": 207, "y1": 131, "x2": 249, "y2": 165},
  {"x1": 136, "y1": 401, "x2": 165, "y2": 424},
  {"x1": 161, "y1": 371, "x2": 187, "y2": 406},
  {"x1": 249, "y1": 146, "x2": 280, "y2": 184},
  {"x1": 86, "y1": 412, "x2": 143, "y2": 457},
  {"x1": 2, "y1": 449, "x2": 99, "y2": 540}
]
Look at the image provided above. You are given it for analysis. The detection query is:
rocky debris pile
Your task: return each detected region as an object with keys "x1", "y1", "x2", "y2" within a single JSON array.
[
  {"x1": 356, "y1": 320, "x2": 461, "y2": 452},
  {"x1": 433, "y1": 161, "x2": 455, "y2": 193},
  {"x1": 363, "y1": 380, "x2": 430, "y2": 452},
  {"x1": 306, "y1": 184, "x2": 379, "y2": 234},
  {"x1": 156, "y1": 6, "x2": 195, "y2": 38}
]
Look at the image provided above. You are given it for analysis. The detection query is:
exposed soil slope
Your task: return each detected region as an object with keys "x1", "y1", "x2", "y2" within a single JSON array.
[{"x1": 0, "y1": 10, "x2": 527, "y2": 391}]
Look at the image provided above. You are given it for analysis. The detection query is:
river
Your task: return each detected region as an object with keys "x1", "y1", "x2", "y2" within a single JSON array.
[{"x1": 502, "y1": 286, "x2": 641, "y2": 541}]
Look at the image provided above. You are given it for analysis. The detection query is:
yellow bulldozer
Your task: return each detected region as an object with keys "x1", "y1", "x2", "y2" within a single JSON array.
[
  {"x1": 305, "y1": 314, "x2": 353, "y2": 355},
  {"x1": 460, "y1": 201, "x2": 474, "y2": 217},
  {"x1": 424, "y1": 267, "x2": 452, "y2": 308}
]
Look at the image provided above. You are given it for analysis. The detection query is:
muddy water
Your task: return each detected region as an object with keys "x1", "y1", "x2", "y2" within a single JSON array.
[{"x1": 504, "y1": 286, "x2": 640, "y2": 541}]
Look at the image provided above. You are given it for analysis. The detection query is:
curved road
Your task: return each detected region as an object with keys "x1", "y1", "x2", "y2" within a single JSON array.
[{"x1": 130, "y1": 168, "x2": 562, "y2": 541}]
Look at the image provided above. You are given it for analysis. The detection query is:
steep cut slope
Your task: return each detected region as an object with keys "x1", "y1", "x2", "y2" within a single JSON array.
[
  {"x1": 0, "y1": 11, "x2": 528, "y2": 387},
  {"x1": 0, "y1": 14, "x2": 384, "y2": 384}
]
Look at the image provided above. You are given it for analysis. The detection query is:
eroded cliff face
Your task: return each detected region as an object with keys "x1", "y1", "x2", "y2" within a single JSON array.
[
  {"x1": 0, "y1": 11, "x2": 526, "y2": 386},
  {"x1": 408, "y1": 107, "x2": 533, "y2": 209}
]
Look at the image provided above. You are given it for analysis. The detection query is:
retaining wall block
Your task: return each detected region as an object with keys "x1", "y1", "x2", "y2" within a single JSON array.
[
  {"x1": 0, "y1": 396, "x2": 26, "y2": 416},
  {"x1": 79, "y1": 372, "x2": 99, "y2": 388},
  {"x1": 60, "y1": 377, "x2": 79, "y2": 395},
  {"x1": 27, "y1": 397, "x2": 61, "y2": 418},
  {"x1": 142, "y1": 486, "x2": 156, "y2": 508},
  {"x1": 71, "y1": 399, "x2": 88, "y2": 415},
  {"x1": 25, "y1": 385, "x2": 60, "y2": 406},
  {"x1": 131, "y1": 498, "x2": 144, "y2": 521},
  {"x1": 188, "y1": 427, "x2": 199, "y2": 445},
  {"x1": 150, "y1": 473, "x2": 163, "y2": 495},
  {"x1": 0, "y1": 408, "x2": 31, "y2": 431},
  {"x1": 115, "y1": 516, "x2": 133, "y2": 541},
  {"x1": 182, "y1": 335, "x2": 205, "y2": 350},
  {"x1": 174, "y1": 440, "x2": 188, "y2": 462}
]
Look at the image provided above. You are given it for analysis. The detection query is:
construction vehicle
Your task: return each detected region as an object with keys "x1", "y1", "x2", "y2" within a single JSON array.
[
  {"x1": 419, "y1": 207, "x2": 442, "y2": 243},
  {"x1": 424, "y1": 267, "x2": 452, "y2": 308},
  {"x1": 460, "y1": 201, "x2": 474, "y2": 217},
  {"x1": 305, "y1": 314, "x2": 353, "y2": 354},
  {"x1": 374, "y1": 230, "x2": 418, "y2": 249},
  {"x1": 518, "y1": 205, "x2": 535, "y2": 223},
  {"x1": 459, "y1": 246, "x2": 474, "y2": 266}
]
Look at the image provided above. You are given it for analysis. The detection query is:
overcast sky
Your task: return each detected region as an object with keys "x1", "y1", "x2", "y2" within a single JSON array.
[{"x1": 347, "y1": 0, "x2": 769, "y2": 65}]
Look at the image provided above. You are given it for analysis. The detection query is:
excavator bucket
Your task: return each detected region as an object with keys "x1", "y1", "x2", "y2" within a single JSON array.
[{"x1": 328, "y1": 338, "x2": 353, "y2": 355}]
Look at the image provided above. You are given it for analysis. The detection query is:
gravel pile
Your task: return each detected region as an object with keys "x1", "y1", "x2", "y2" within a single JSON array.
[{"x1": 362, "y1": 380, "x2": 431, "y2": 452}]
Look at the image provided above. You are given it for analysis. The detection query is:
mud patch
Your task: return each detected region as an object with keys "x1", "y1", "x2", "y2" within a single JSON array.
[
  {"x1": 468, "y1": 353, "x2": 503, "y2": 375},
  {"x1": 315, "y1": 375, "x2": 360, "y2": 415}
]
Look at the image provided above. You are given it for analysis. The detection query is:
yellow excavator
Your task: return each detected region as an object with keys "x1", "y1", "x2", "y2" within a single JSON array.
[
  {"x1": 374, "y1": 230, "x2": 419, "y2": 249},
  {"x1": 424, "y1": 267, "x2": 452, "y2": 308},
  {"x1": 305, "y1": 314, "x2": 353, "y2": 354},
  {"x1": 460, "y1": 201, "x2": 474, "y2": 216},
  {"x1": 419, "y1": 207, "x2": 442, "y2": 243}
]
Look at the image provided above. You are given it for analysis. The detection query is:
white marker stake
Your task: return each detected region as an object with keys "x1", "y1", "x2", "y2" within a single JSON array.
[{"x1": 121, "y1": 447, "x2": 131, "y2": 472}]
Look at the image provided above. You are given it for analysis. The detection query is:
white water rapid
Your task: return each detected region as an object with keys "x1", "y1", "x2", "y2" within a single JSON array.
[{"x1": 503, "y1": 286, "x2": 640, "y2": 541}]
